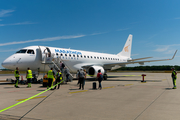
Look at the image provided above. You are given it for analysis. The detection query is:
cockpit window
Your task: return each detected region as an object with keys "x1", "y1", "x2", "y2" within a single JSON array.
[
  {"x1": 27, "y1": 50, "x2": 35, "y2": 54},
  {"x1": 16, "y1": 49, "x2": 27, "y2": 53}
]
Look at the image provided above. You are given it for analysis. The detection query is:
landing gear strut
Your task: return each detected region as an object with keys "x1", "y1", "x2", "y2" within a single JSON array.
[{"x1": 103, "y1": 73, "x2": 108, "y2": 80}]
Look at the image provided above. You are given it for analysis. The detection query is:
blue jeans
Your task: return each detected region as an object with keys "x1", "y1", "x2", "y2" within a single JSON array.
[{"x1": 98, "y1": 80, "x2": 102, "y2": 88}]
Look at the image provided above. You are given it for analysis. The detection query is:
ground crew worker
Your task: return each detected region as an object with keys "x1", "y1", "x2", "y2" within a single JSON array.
[
  {"x1": 54, "y1": 70, "x2": 62, "y2": 89},
  {"x1": 14, "y1": 67, "x2": 20, "y2": 88},
  {"x1": 171, "y1": 67, "x2": 177, "y2": 89},
  {"x1": 47, "y1": 68, "x2": 55, "y2": 90},
  {"x1": 26, "y1": 67, "x2": 32, "y2": 88}
]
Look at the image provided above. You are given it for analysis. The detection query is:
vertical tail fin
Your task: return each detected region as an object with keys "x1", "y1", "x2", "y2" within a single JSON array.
[{"x1": 117, "y1": 34, "x2": 133, "y2": 58}]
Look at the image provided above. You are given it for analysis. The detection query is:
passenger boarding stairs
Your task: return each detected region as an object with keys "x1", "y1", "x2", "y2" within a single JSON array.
[{"x1": 42, "y1": 53, "x2": 73, "y2": 82}]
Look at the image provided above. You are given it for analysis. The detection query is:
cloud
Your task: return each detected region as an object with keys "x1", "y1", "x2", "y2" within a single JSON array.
[
  {"x1": 0, "y1": 35, "x2": 86, "y2": 46},
  {"x1": 153, "y1": 44, "x2": 180, "y2": 54},
  {"x1": 0, "y1": 21, "x2": 36, "y2": 26},
  {"x1": 0, "y1": 9, "x2": 15, "y2": 17},
  {"x1": 153, "y1": 46, "x2": 169, "y2": 52},
  {"x1": 148, "y1": 34, "x2": 158, "y2": 39},
  {"x1": 0, "y1": 49, "x2": 19, "y2": 52},
  {"x1": 90, "y1": 32, "x2": 108, "y2": 36},
  {"x1": 174, "y1": 17, "x2": 180, "y2": 20}
]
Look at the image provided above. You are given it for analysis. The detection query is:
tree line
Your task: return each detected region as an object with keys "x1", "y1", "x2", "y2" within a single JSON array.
[{"x1": 116, "y1": 65, "x2": 180, "y2": 71}]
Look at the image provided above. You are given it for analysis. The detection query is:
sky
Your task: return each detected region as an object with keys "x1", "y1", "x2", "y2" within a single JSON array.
[{"x1": 0, "y1": 0, "x2": 180, "y2": 69}]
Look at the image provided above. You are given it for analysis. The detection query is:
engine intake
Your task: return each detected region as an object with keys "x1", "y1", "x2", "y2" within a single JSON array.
[{"x1": 88, "y1": 66, "x2": 104, "y2": 76}]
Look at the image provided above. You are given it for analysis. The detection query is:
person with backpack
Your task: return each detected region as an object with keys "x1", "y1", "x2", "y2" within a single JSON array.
[
  {"x1": 78, "y1": 68, "x2": 86, "y2": 90},
  {"x1": 96, "y1": 69, "x2": 103, "y2": 90}
]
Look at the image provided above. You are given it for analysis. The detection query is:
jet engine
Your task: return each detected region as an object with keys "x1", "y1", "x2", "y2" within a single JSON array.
[{"x1": 88, "y1": 66, "x2": 105, "y2": 76}]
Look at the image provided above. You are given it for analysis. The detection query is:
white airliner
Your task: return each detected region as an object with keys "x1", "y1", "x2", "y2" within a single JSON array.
[{"x1": 1, "y1": 34, "x2": 177, "y2": 80}]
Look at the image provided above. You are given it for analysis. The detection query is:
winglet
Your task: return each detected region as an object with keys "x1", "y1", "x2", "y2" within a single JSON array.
[{"x1": 171, "y1": 50, "x2": 178, "y2": 60}]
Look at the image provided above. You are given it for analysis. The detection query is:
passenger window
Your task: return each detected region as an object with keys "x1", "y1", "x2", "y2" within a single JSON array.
[
  {"x1": 61, "y1": 53, "x2": 63, "y2": 56},
  {"x1": 91, "y1": 56, "x2": 93, "y2": 58},
  {"x1": 69, "y1": 54, "x2": 71, "y2": 57},
  {"x1": 65, "y1": 54, "x2": 67, "y2": 56},
  {"x1": 27, "y1": 50, "x2": 34, "y2": 54},
  {"x1": 97, "y1": 57, "x2": 99, "y2": 59},
  {"x1": 94, "y1": 56, "x2": 96, "y2": 59},
  {"x1": 87, "y1": 56, "x2": 89, "y2": 58},
  {"x1": 84, "y1": 56, "x2": 86, "y2": 58},
  {"x1": 73, "y1": 55, "x2": 75, "y2": 57},
  {"x1": 77, "y1": 55, "x2": 79, "y2": 57}
]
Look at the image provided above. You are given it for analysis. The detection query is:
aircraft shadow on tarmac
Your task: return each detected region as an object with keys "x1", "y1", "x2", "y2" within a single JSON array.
[{"x1": 84, "y1": 77, "x2": 162, "y2": 82}]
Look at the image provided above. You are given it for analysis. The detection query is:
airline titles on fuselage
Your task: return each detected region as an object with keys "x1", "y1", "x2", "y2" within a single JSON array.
[{"x1": 55, "y1": 49, "x2": 127, "y2": 62}]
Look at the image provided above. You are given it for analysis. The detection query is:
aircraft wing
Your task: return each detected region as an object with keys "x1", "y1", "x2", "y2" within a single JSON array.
[
  {"x1": 128, "y1": 57, "x2": 153, "y2": 62},
  {"x1": 103, "y1": 50, "x2": 177, "y2": 67}
]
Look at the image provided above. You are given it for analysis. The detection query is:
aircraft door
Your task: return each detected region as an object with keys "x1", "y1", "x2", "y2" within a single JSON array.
[{"x1": 38, "y1": 46, "x2": 52, "y2": 63}]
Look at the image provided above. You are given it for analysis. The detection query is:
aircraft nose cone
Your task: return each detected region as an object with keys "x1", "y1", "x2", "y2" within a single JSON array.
[
  {"x1": 1, "y1": 58, "x2": 14, "y2": 69},
  {"x1": 1, "y1": 59, "x2": 8, "y2": 68}
]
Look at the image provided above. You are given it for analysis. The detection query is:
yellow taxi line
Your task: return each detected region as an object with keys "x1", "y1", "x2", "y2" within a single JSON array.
[
  {"x1": 102, "y1": 86, "x2": 115, "y2": 89},
  {"x1": 16, "y1": 96, "x2": 47, "y2": 101}
]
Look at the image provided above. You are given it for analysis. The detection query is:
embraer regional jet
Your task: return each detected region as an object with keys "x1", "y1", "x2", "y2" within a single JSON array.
[{"x1": 1, "y1": 34, "x2": 177, "y2": 80}]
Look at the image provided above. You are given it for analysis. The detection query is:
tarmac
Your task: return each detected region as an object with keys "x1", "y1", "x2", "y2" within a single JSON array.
[{"x1": 0, "y1": 72, "x2": 179, "y2": 120}]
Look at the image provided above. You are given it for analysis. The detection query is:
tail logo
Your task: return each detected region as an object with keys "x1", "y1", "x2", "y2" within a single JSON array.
[{"x1": 124, "y1": 45, "x2": 130, "y2": 52}]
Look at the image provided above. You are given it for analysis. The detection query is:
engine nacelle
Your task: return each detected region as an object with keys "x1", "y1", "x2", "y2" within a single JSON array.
[{"x1": 88, "y1": 66, "x2": 104, "y2": 76}]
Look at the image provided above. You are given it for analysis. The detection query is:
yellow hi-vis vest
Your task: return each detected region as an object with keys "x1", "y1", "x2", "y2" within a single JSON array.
[
  {"x1": 48, "y1": 70, "x2": 54, "y2": 79},
  {"x1": 56, "y1": 72, "x2": 62, "y2": 80},
  {"x1": 172, "y1": 70, "x2": 177, "y2": 79},
  {"x1": 14, "y1": 70, "x2": 20, "y2": 77},
  {"x1": 27, "y1": 70, "x2": 32, "y2": 78}
]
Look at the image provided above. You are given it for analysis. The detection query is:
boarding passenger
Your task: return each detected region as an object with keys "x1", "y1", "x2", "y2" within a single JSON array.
[
  {"x1": 78, "y1": 69, "x2": 86, "y2": 90},
  {"x1": 83, "y1": 69, "x2": 87, "y2": 86},
  {"x1": 77, "y1": 70, "x2": 80, "y2": 85},
  {"x1": 64, "y1": 67, "x2": 70, "y2": 83},
  {"x1": 47, "y1": 68, "x2": 55, "y2": 90},
  {"x1": 14, "y1": 67, "x2": 20, "y2": 88},
  {"x1": 60, "y1": 61, "x2": 65, "y2": 73},
  {"x1": 171, "y1": 67, "x2": 177, "y2": 89},
  {"x1": 26, "y1": 67, "x2": 32, "y2": 88},
  {"x1": 96, "y1": 70, "x2": 103, "y2": 90},
  {"x1": 54, "y1": 70, "x2": 62, "y2": 89}
]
